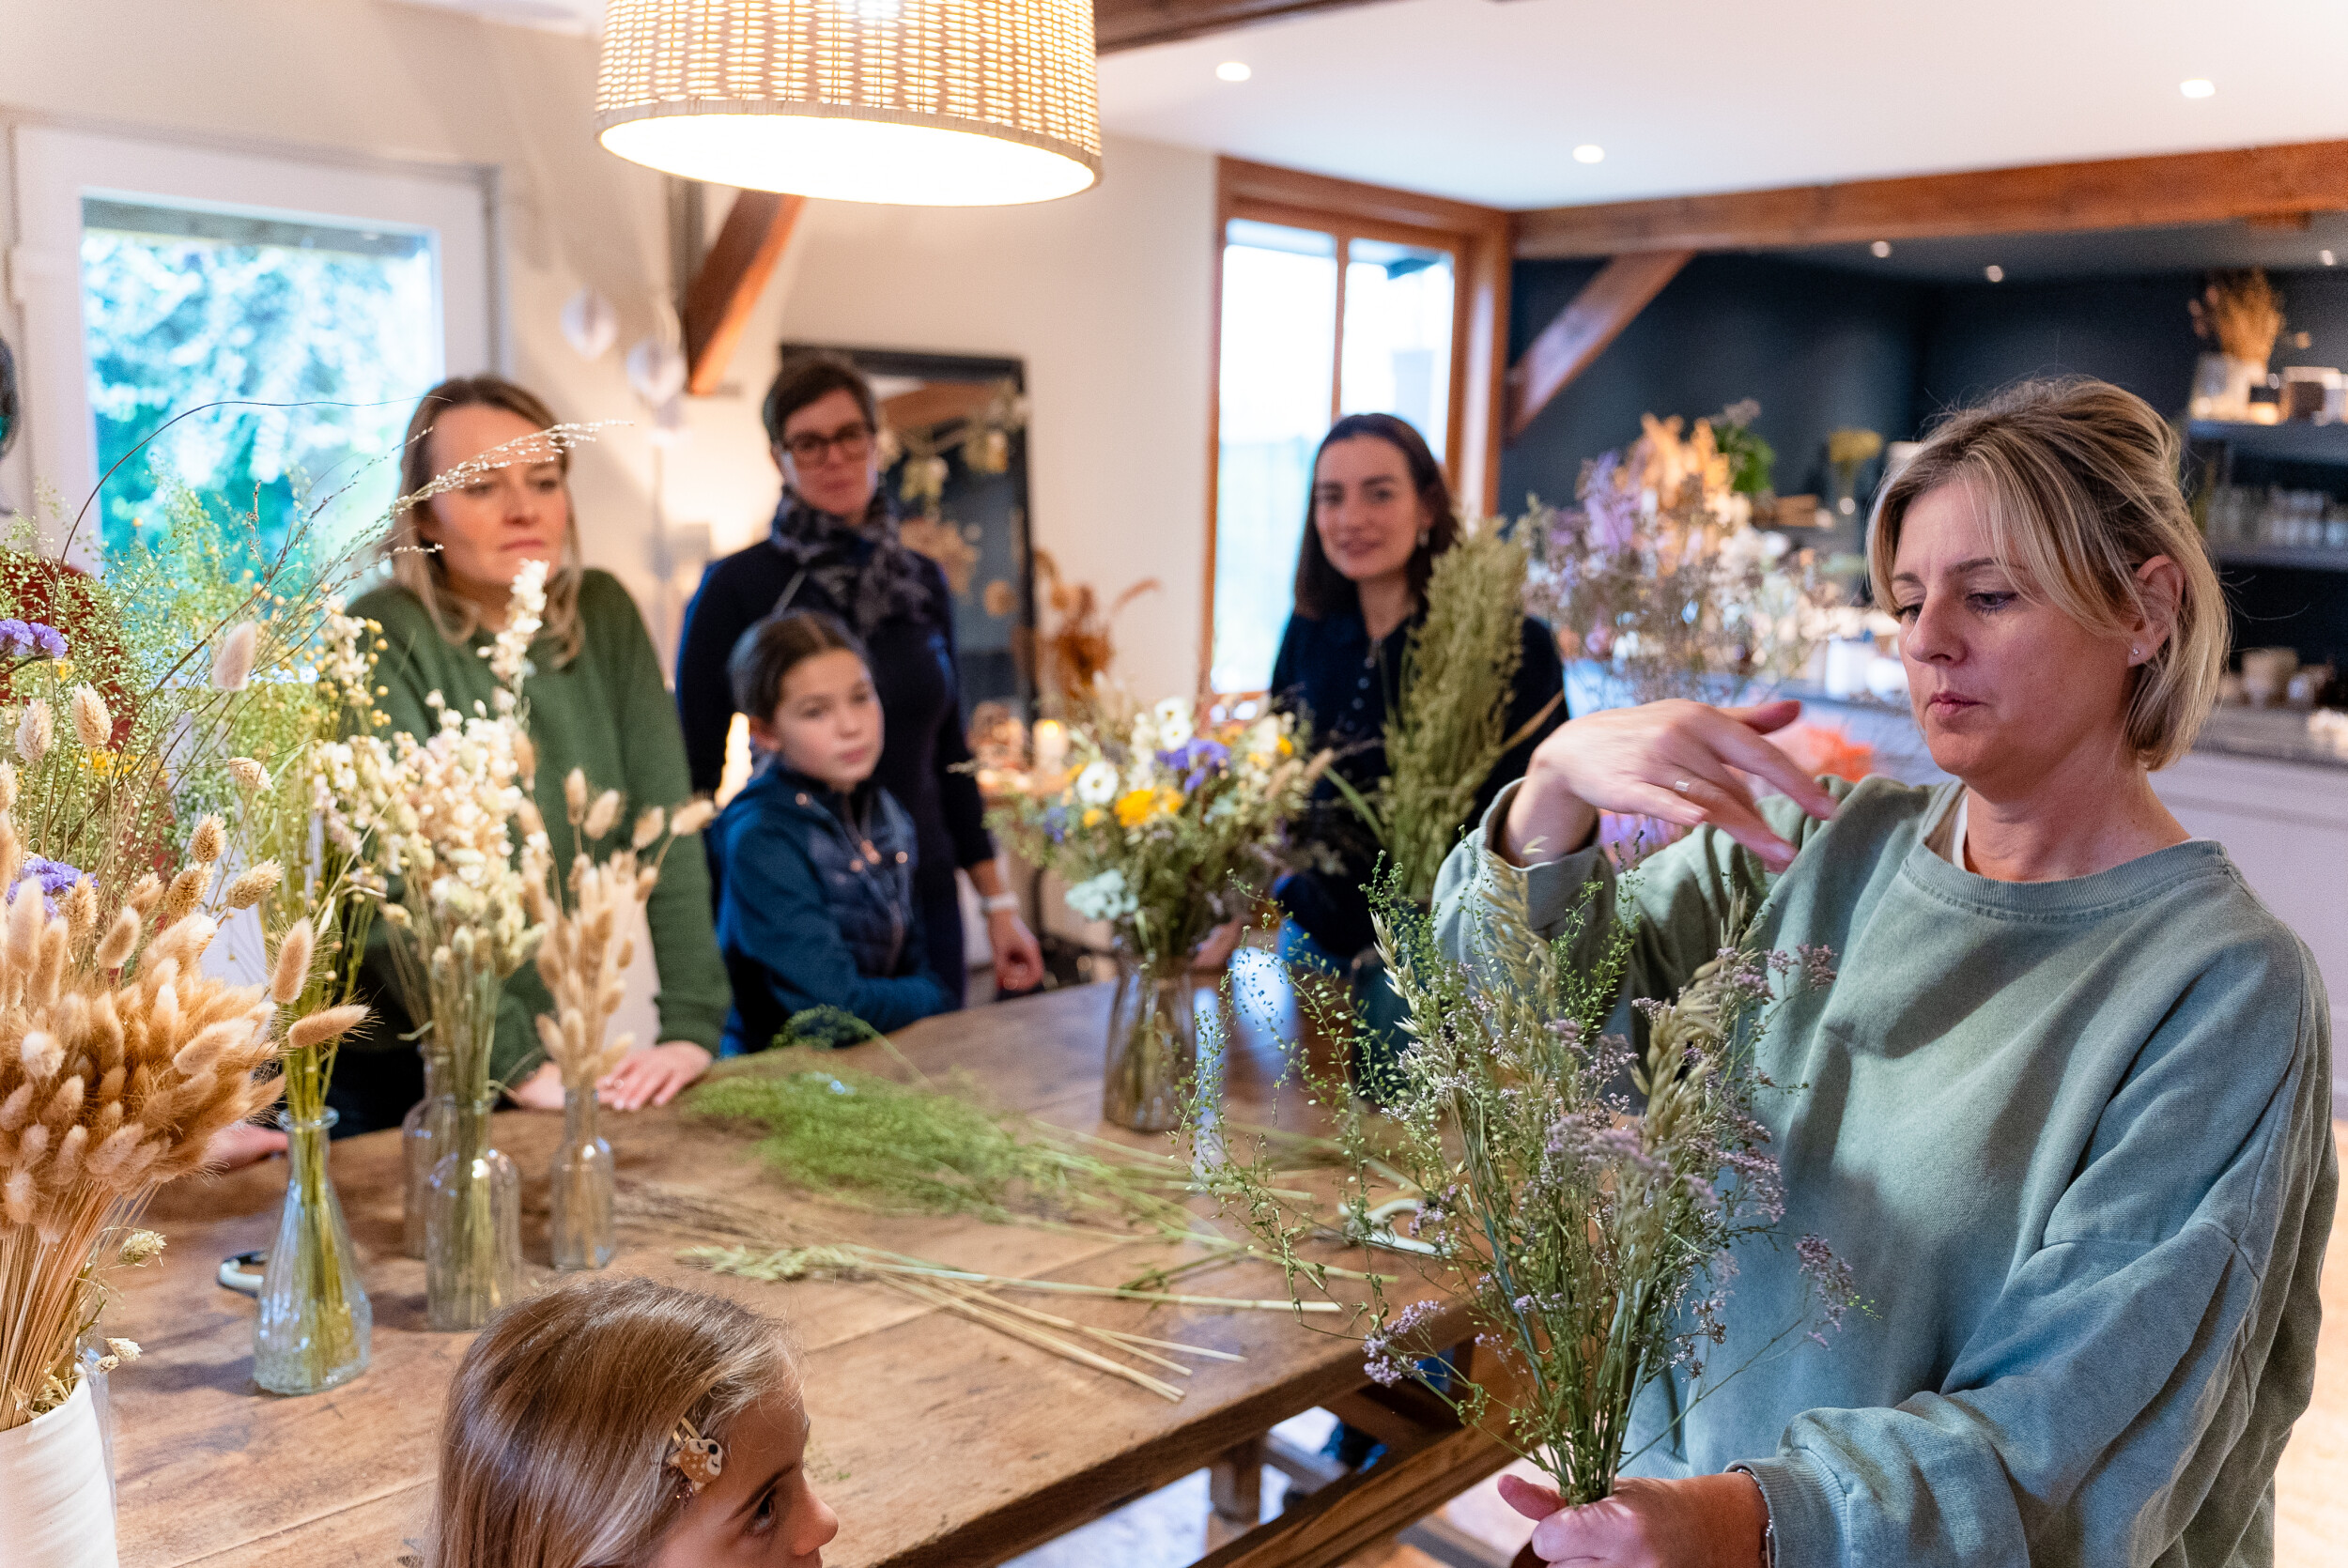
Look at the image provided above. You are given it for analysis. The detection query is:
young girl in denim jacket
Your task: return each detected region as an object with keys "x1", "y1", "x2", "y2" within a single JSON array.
[{"x1": 712, "y1": 610, "x2": 950, "y2": 1052}]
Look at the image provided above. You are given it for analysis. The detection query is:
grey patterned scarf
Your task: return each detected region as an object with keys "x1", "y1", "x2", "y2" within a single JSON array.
[{"x1": 765, "y1": 489, "x2": 935, "y2": 635}]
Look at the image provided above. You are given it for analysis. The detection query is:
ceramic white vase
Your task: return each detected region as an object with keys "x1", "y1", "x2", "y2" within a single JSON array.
[{"x1": 0, "y1": 1377, "x2": 118, "y2": 1568}]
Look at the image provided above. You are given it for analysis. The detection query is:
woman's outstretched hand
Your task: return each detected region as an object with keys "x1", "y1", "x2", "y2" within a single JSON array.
[
  {"x1": 600, "y1": 1041, "x2": 715, "y2": 1110},
  {"x1": 1500, "y1": 699, "x2": 1839, "y2": 873},
  {"x1": 1497, "y1": 1471, "x2": 1770, "y2": 1568}
]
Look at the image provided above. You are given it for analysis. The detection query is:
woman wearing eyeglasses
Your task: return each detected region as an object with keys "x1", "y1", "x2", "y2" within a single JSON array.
[{"x1": 675, "y1": 352, "x2": 1043, "y2": 1019}]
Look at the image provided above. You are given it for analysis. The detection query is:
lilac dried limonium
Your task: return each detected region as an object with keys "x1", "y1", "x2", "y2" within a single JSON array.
[
  {"x1": 1187, "y1": 860, "x2": 1852, "y2": 1509},
  {"x1": 0, "y1": 620, "x2": 66, "y2": 666}
]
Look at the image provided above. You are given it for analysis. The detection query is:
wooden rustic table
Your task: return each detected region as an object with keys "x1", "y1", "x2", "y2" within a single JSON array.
[{"x1": 107, "y1": 954, "x2": 1511, "y2": 1568}]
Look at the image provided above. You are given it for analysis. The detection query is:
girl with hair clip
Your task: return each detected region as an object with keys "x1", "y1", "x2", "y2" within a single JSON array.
[{"x1": 429, "y1": 1274, "x2": 838, "y2": 1568}]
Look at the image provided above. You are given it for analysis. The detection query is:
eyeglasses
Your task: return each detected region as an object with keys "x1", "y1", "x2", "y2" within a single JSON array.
[{"x1": 780, "y1": 422, "x2": 874, "y2": 464}]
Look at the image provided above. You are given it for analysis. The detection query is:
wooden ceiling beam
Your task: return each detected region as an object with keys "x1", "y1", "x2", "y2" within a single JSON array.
[
  {"x1": 1093, "y1": 0, "x2": 1390, "y2": 53},
  {"x1": 1506, "y1": 249, "x2": 1691, "y2": 441},
  {"x1": 1514, "y1": 139, "x2": 2348, "y2": 259},
  {"x1": 683, "y1": 190, "x2": 806, "y2": 396}
]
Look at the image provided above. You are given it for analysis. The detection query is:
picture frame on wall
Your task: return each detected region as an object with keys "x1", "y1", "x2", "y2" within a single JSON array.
[{"x1": 780, "y1": 343, "x2": 1035, "y2": 728}]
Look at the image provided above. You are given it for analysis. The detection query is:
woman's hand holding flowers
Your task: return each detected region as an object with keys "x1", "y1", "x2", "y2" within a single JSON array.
[
  {"x1": 1498, "y1": 1472, "x2": 1770, "y2": 1568},
  {"x1": 1502, "y1": 699, "x2": 1838, "y2": 873}
]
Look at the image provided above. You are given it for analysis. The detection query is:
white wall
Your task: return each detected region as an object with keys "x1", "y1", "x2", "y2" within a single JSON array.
[{"x1": 0, "y1": 0, "x2": 1215, "y2": 697}]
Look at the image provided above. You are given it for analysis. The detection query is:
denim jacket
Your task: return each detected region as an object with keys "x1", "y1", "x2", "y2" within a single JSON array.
[{"x1": 712, "y1": 762, "x2": 949, "y2": 1053}]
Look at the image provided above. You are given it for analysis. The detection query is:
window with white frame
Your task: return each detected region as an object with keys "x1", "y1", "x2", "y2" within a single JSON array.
[{"x1": 9, "y1": 126, "x2": 492, "y2": 559}]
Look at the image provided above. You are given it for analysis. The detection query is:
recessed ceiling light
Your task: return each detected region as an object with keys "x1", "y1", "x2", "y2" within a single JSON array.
[
  {"x1": 1215, "y1": 60, "x2": 1251, "y2": 82},
  {"x1": 1572, "y1": 144, "x2": 1604, "y2": 164},
  {"x1": 1870, "y1": 240, "x2": 1892, "y2": 258},
  {"x1": 1985, "y1": 264, "x2": 2005, "y2": 283},
  {"x1": 2324, "y1": 250, "x2": 2339, "y2": 267},
  {"x1": 2180, "y1": 78, "x2": 2216, "y2": 99}
]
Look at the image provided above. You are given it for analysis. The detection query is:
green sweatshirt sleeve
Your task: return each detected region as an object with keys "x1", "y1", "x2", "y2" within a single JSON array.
[
  {"x1": 1741, "y1": 939, "x2": 2333, "y2": 1568},
  {"x1": 1432, "y1": 776, "x2": 1855, "y2": 999},
  {"x1": 584, "y1": 573, "x2": 729, "y2": 1053}
]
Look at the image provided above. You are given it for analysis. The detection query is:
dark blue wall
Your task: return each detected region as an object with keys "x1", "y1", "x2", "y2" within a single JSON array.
[{"x1": 1502, "y1": 257, "x2": 2348, "y2": 668}]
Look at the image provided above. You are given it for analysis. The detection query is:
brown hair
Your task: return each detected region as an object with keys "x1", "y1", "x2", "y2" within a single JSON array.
[
  {"x1": 728, "y1": 607, "x2": 869, "y2": 721},
  {"x1": 1290, "y1": 413, "x2": 1460, "y2": 621},
  {"x1": 390, "y1": 375, "x2": 585, "y2": 664},
  {"x1": 427, "y1": 1275, "x2": 797, "y2": 1568},
  {"x1": 763, "y1": 351, "x2": 879, "y2": 450},
  {"x1": 1869, "y1": 377, "x2": 2225, "y2": 770}
]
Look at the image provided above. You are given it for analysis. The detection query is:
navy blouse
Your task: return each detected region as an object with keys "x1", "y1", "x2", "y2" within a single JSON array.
[{"x1": 1269, "y1": 607, "x2": 1566, "y2": 959}]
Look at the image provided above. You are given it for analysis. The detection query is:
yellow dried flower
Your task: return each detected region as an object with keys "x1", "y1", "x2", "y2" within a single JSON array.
[
  {"x1": 117, "y1": 1231, "x2": 164, "y2": 1267},
  {"x1": 188, "y1": 816, "x2": 224, "y2": 865}
]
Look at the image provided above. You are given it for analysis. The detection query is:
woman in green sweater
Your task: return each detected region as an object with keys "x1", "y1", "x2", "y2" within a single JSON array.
[
  {"x1": 1454, "y1": 379, "x2": 2334, "y2": 1568},
  {"x1": 337, "y1": 377, "x2": 729, "y2": 1133}
]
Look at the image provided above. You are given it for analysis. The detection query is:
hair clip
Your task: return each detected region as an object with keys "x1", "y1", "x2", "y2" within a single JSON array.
[{"x1": 665, "y1": 1417, "x2": 725, "y2": 1495}]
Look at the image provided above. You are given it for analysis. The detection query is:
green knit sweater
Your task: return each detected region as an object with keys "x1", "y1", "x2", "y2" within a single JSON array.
[
  {"x1": 1434, "y1": 776, "x2": 2335, "y2": 1568},
  {"x1": 351, "y1": 570, "x2": 729, "y2": 1085}
]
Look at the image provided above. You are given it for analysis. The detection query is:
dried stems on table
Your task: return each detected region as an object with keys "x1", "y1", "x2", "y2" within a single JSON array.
[{"x1": 1185, "y1": 864, "x2": 1857, "y2": 1504}]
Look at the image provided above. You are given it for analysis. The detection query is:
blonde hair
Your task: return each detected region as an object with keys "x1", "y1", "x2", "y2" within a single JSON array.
[
  {"x1": 1868, "y1": 378, "x2": 2225, "y2": 770},
  {"x1": 427, "y1": 1276, "x2": 797, "y2": 1568},
  {"x1": 391, "y1": 376, "x2": 585, "y2": 664}
]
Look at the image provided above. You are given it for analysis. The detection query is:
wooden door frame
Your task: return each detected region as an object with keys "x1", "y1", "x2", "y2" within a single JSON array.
[{"x1": 1202, "y1": 157, "x2": 1513, "y2": 693}]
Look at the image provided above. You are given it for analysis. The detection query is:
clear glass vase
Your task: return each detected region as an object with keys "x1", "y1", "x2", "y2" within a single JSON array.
[
  {"x1": 1102, "y1": 948, "x2": 1198, "y2": 1132},
  {"x1": 548, "y1": 1082, "x2": 615, "y2": 1272},
  {"x1": 253, "y1": 1109, "x2": 373, "y2": 1394},
  {"x1": 400, "y1": 1053, "x2": 453, "y2": 1261},
  {"x1": 425, "y1": 1096, "x2": 522, "y2": 1331}
]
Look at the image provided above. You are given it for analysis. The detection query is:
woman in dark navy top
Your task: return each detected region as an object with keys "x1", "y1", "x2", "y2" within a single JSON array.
[
  {"x1": 1270, "y1": 413, "x2": 1566, "y2": 969},
  {"x1": 675, "y1": 353, "x2": 1043, "y2": 1007}
]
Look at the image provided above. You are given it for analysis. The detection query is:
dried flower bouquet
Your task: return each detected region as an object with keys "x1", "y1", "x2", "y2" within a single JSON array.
[
  {"x1": 1188, "y1": 865, "x2": 1856, "y2": 1506},
  {"x1": 528, "y1": 775, "x2": 712, "y2": 1270},
  {"x1": 1525, "y1": 403, "x2": 1845, "y2": 704}
]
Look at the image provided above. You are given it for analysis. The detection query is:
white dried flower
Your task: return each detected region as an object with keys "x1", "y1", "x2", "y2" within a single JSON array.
[
  {"x1": 584, "y1": 789, "x2": 621, "y2": 841},
  {"x1": 631, "y1": 807, "x2": 666, "y2": 850},
  {"x1": 227, "y1": 757, "x2": 269, "y2": 794},
  {"x1": 669, "y1": 799, "x2": 715, "y2": 837}
]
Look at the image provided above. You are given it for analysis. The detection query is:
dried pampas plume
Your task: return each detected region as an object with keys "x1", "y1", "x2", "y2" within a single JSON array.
[
  {"x1": 286, "y1": 1004, "x2": 369, "y2": 1054},
  {"x1": 225, "y1": 863, "x2": 283, "y2": 911},
  {"x1": 584, "y1": 789, "x2": 621, "y2": 842},
  {"x1": 14, "y1": 701, "x2": 52, "y2": 767},
  {"x1": 69, "y1": 686, "x2": 110, "y2": 751},
  {"x1": 564, "y1": 768, "x2": 588, "y2": 826},
  {"x1": 631, "y1": 807, "x2": 665, "y2": 850},
  {"x1": 0, "y1": 846, "x2": 286, "y2": 1428},
  {"x1": 670, "y1": 799, "x2": 715, "y2": 838},
  {"x1": 188, "y1": 816, "x2": 224, "y2": 866},
  {"x1": 209, "y1": 622, "x2": 259, "y2": 693},
  {"x1": 270, "y1": 919, "x2": 316, "y2": 1007},
  {"x1": 227, "y1": 757, "x2": 268, "y2": 794}
]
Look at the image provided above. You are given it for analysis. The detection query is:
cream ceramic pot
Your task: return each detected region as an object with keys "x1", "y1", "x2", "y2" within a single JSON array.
[{"x1": 0, "y1": 1376, "x2": 117, "y2": 1568}]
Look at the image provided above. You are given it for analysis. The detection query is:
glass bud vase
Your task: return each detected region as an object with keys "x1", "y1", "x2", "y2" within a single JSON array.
[
  {"x1": 399, "y1": 1054, "x2": 453, "y2": 1261},
  {"x1": 253, "y1": 1109, "x2": 373, "y2": 1395},
  {"x1": 425, "y1": 1096, "x2": 522, "y2": 1331},
  {"x1": 1102, "y1": 948, "x2": 1198, "y2": 1132},
  {"x1": 548, "y1": 1081, "x2": 615, "y2": 1272}
]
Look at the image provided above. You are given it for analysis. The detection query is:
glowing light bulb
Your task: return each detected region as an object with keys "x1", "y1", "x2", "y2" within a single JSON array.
[
  {"x1": 1870, "y1": 240, "x2": 1892, "y2": 258},
  {"x1": 2179, "y1": 78, "x2": 2216, "y2": 99},
  {"x1": 1985, "y1": 264, "x2": 2005, "y2": 283},
  {"x1": 1215, "y1": 61, "x2": 1251, "y2": 82},
  {"x1": 1572, "y1": 144, "x2": 1604, "y2": 164}
]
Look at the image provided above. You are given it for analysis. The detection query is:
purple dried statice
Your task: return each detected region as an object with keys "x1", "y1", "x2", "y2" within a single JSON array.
[{"x1": 8, "y1": 855, "x2": 84, "y2": 916}]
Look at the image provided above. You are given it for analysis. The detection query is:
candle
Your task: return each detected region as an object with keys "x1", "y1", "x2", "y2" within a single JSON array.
[{"x1": 1032, "y1": 719, "x2": 1067, "y2": 771}]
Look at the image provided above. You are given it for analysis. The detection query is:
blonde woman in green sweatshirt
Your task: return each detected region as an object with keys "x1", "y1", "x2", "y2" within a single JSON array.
[
  {"x1": 1449, "y1": 378, "x2": 2333, "y2": 1568},
  {"x1": 334, "y1": 377, "x2": 730, "y2": 1136}
]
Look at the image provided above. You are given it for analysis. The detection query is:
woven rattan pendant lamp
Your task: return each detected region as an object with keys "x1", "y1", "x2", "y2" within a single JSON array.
[{"x1": 595, "y1": 0, "x2": 1102, "y2": 206}]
